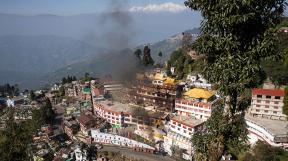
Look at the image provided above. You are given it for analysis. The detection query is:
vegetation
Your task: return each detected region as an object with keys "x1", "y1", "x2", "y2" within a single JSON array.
[
  {"x1": 61, "y1": 75, "x2": 77, "y2": 84},
  {"x1": 283, "y1": 86, "x2": 288, "y2": 116},
  {"x1": 134, "y1": 46, "x2": 154, "y2": 66},
  {"x1": 80, "y1": 72, "x2": 92, "y2": 82},
  {"x1": 31, "y1": 98, "x2": 55, "y2": 128},
  {"x1": 0, "y1": 84, "x2": 19, "y2": 97},
  {"x1": 240, "y1": 141, "x2": 288, "y2": 161},
  {"x1": 185, "y1": 0, "x2": 286, "y2": 160},
  {"x1": 0, "y1": 109, "x2": 33, "y2": 161},
  {"x1": 166, "y1": 49, "x2": 194, "y2": 79},
  {"x1": 28, "y1": 90, "x2": 36, "y2": 101}
]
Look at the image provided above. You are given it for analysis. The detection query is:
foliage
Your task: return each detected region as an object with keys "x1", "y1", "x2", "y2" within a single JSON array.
[
  {"x1": 240, "y1": 141, "x2": 288, "y2": 161},
  {"x1": 133, "y1": 46, "x2": 154, "y2": 66},
  {"x1": 31, "y1": 98, "x2": 55, "y2": 128},
  {"x1": 62, "y1": 75, "x2": 76, "y2": 84},
  {"x1": 283, "y1": 86, "x2": 288, "y2": 116},
  {"x1": 134, "y1": 49, "x2": 142, "y2": 59},
  {"x1": 185, "y1": 0, "x2": 286, "y2": 159},
  {"x1": 262, "y1": 61, "x2": 288, "y2": 87},
  {"x1": 80, "y1": 72, "x2": 92, "y2": 82},
  {"x1": 166, "y1": 49, "x2": 194, "y2": 79},
  {"x1": 0, "y1": 84, "x2": 19, "y2": 97},
  {"x1": 0, "y1": 109, "x2": 33, "y2": 161},
  {"x1": 142, "y1": 46, "x2": 154, "y2": 66},
  {"x1": 192, "y1": 107, "x2": 248, "y2": 160},
  {"x1": 28, "y1": 90, "x2": 36, "y2": 101}
]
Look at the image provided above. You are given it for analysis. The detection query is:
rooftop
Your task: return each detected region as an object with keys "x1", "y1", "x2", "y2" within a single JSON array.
[
  {"x1": 184, "y1": 88, "x2": 214, "y2": 99},
  {"x1": 96, "y1": 100, "x2": 166, "y2": 118},
  {"x1": 171, "y1": 115, "x2": 204, "y2": 127},
  {"x1": 245, "y1": 114, "x2": 288, "y2": 136},
  {"x1": 252, "y1": 88, "x2": 284, "y2": 97}
]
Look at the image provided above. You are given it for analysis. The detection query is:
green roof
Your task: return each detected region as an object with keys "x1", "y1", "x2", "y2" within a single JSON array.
[{"x1": 82, "y1": 88, "x2": 91, "y2": 93}]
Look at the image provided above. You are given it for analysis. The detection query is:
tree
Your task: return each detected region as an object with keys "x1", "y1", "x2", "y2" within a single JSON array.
[
  {"x1": 28, "y1": 90, "x2": 35, "y2": 101},
  {"x1": 0, "y1": 109, "x2": 33, "y2": 161},
  {"x1": 134, "y1": 49, "x2": 142, "y2": 59},
  {"x1": 240, "y1": 141, "x2": 288, "y2": 161},
  {"x1": 283, "y1": 86, "x2": 288, "y2": 116},
  {"x1": 185, "y1": 0, "x2": 286, "y2": 160},
  {"x1": 158, "y1": 51, "x2": 163, "y2": 57},
  {"x1": 142, "y1": 46, "x2": 154, "y2": 66}
]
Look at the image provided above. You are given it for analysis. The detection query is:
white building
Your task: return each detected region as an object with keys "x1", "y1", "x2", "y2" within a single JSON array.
[
  {"x1": 175, "y1": 88, "x2": 219, "y2": 120},
  {"x1": 163, "y1": 115, "x2": 204, "y2": 160},
  {"x1": 249, "y1": 88, "x2": 286, "y2": 120},
  {"x1": 245, "y1": 114, "x2": 288, "y2": 148},
  {"x1": 90, "y1": 129, "x2": 155, "y2": 150},
  {"x1": 74, "y1": 146, "x2": 87, "y2": 161},
  {"x1": 186, "y1": 74, "x2": 212, "y2": 89}
]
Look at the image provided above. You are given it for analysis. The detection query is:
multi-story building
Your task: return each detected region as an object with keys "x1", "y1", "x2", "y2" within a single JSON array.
[
  {"x1": 163, "y1": 115, "x2": 204, "y2": 160},
  {"x1": 93, "y1": 100, "x2": 166, "y2": 131},
  {"x1": 249, "y1": 88, "x2": 286, "y2": 120},
  {"x1": 129, "y1": 83, "x2": 176, "y2": 112},
  {"x1": 245, "y1": 114, "x2": 288, "y2": 148},
  {"x1": 175, "y1": 88, "x2": 219, "y2": 120}
]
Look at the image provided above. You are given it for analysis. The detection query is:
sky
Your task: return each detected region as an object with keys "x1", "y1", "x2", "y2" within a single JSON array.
[{"x1": 0, "y1": 0, "x2": 190, "y2": 15}]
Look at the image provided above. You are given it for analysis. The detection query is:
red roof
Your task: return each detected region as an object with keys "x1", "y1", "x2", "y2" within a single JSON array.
[{"x1": 252, "y1": 88, "x2": 284, "y2": 97}]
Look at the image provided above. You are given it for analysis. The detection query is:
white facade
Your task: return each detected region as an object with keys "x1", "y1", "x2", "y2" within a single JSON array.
[
  {"x1": 90, "y1": 130, "x2": 155, "y2": 150},
  {"x1": 186, "y1": 74, "x2": 212, "y2": 89},
  {"x1": 175, "y1": 98, "x2": 218, "y2": 120},
  {"x1": 74, "y1": 147, "x2": 87, "y2": 161},
  {"x1": 245, "y1": 115, "x2": 288, "y2": 148}
]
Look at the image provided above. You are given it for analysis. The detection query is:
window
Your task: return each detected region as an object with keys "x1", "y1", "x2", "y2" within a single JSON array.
[
  {"x1": 266, "y1": 100, "x2": 270, "y2": 103},
  {"x1": 273, "y1": 111, "x2": 277, "y2": 114},
  {"x1": 257, "y1": 100, "x2": 261, "y2": 103},
  {"x1": 275, "y1": 96, "x2": 281, "y2": 99},
  {"x1": 266, "y1": 95, "x2": 271, "y2": 99},
  {"x1": 183, "y1": 130, "x2": 186, "y2": 133},
  {"x1": 257, "y1": 95, "x2": 262, "y2": 98},
  {"x1": 274, "y1": 106, "x2": 278, "y2": 109},
  {"x1": 274, "y1": 102, "x2": 279, "y2": 104},
  {"x1": 265, "y1": 105, "x2": 269, "y2": 108},
  {"x1": 256, "y1": 105, "x2": 260, "y2": 107},
  {"x1": 264, "y1": 110, "x2": 268, "y2": 113},
  {"x1": 256, "y1": 109, "x2": 260, "y2": 112}
]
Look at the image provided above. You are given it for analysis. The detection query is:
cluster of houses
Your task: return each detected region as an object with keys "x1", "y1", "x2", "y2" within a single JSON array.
[{"x1": 48, "y1": 67, "x2": 288, "y2": 161}]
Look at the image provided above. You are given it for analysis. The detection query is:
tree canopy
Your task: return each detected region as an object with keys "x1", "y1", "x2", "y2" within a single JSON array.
[{"x1": 185, "y1": 0, "x2": 286, "y2": 160}]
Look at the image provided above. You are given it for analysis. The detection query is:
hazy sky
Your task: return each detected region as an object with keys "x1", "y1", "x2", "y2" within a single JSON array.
[{"x1": 0, "y1": 0, "x2": 190, "y2": 15}]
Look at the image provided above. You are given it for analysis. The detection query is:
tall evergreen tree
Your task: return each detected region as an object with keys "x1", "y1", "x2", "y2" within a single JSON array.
[
  {"x1": 185, "y1": 0, "x2": 287, "y2": 160},
  {"x1": 142, "y1": 46, "x2": 154, "y2": 66}
]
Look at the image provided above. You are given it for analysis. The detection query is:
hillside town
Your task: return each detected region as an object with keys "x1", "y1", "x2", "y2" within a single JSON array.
[
  {"x1": 1, "y1": 59, "x2": 287, "y2": 161},
  {"x1": 1, "y1": 1, "x2": 288, "y2": 161}
]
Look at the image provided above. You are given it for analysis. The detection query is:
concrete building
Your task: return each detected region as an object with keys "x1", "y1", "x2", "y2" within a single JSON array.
[
  {"x1": 93, "y1": 100, "x2": 166, "y2": 131},
  {"x1": 249, "y1": 88, "x2": 286, "y2": 120},
  {"x1": 245, "y1": 114, "x2": 288, "y2": 148},
  {"x1": 163, "y1": 115, "x2": 204, "y2": 160},
  {"x1": 175, "y1": 88, "x2": 219, "y2": 120},
  {"x1": 90, "y1": 129, "x2": 155, "y2": 151}
]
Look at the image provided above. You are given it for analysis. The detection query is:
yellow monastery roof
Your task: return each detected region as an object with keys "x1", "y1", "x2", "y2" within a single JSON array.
[
  {"x1": 154, "y1": 73, "x2": 165, "y2": 80},
  {"x1": 164, "y1": 77, "x2": 176, "y2": 85},
  {"x1": 184, "y1": 88, "x2": 214, "y2": 99}
]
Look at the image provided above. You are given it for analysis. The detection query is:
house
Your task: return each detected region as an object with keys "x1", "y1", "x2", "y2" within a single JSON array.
[
  {"x1": 249, "y1": 88, "x2": 286, "y2": 120},
  {"x1": 76, "y1": 115, "x2": 96, "y2": 135}
]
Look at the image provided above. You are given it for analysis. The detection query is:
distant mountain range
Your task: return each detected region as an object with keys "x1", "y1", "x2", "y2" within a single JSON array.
[{"x1": 0, "y1": 28, "x2": 200, "y2": 89}]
